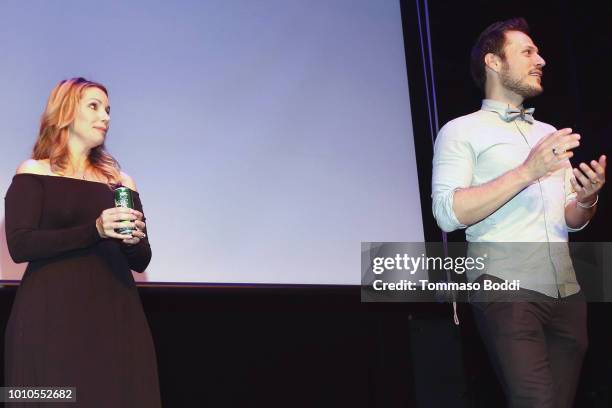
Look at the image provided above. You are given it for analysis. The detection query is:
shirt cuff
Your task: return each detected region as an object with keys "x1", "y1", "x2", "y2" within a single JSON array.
[
  {"x1": 567, "y1": 220, "x2": 589, "y2": 232},
  {"x1": 433, "y1": 187, "x2": 468, "y2": 232},
  {"x1": 565, "y1": 199, "x2": 591, "y2": 232}
]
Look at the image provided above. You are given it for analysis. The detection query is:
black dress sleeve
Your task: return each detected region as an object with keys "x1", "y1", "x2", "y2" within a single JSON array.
[
  {"x1": 4, "y1": 174, "x2": 102, "y2": 263},
  {"x1": 120, "y1": 192, "x2": 152, "y2": 273}
]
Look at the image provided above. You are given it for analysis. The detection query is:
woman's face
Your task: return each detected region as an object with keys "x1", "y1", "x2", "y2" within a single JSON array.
[{"x1": 69, "y1": 86, "x2": 110, "y2": 148}]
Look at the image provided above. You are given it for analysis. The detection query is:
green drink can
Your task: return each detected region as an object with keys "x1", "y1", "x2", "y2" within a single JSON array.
[{"x1": 114, "y1": 186, "x2": 135, "y2": 235}]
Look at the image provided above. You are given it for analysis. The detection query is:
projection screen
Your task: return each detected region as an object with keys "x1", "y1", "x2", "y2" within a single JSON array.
[{"x1": 0, "y1": 0, "x2": 424, "y2": 284}]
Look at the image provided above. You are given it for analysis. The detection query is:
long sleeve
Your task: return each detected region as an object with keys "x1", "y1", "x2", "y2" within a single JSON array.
[
  {"x1": 5, "y1": 174, "x2": 102, "y2": 263},
  {"x1": 431, "y1": 123, "x2": 474, "y2": 232},
  {"x1": 120, "y1": 192, "x2": 152, "y2": 273}
]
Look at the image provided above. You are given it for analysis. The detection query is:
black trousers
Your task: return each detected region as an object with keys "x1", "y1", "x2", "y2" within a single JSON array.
[{"x1": 471, "y1": 288, "x2": 587, "y2": 408}]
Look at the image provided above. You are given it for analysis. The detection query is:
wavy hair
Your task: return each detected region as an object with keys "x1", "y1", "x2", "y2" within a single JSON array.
[{"x1": 32, "y1": 77, "x2": 121, "y2": 186}]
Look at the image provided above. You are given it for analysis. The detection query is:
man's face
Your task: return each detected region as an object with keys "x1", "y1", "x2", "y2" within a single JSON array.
[{"x1": 498, "y1": 30, "x2": 546, "y2": 99}]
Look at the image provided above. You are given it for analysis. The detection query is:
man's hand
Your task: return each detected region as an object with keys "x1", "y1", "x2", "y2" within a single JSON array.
[
  {"x1": 570, "y1": 155, "x2": 606, "y2": 205},
  {"x1": 520, "y1": 128, "x2": 581, "y2": 182}
]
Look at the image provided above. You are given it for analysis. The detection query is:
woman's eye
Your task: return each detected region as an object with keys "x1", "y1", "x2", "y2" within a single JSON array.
[{"x1": 89, "y1": 103, "x2": 97, "y2": 110}]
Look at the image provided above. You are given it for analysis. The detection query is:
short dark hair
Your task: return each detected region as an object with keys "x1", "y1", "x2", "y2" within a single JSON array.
[{"x1": 470, "y1": 18, "x2": 530, "y2": 91}]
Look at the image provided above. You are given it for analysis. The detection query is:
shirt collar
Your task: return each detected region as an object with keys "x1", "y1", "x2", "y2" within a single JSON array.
[{"x1": 481, "y1": 99, "x2": 528, "y2": 114}]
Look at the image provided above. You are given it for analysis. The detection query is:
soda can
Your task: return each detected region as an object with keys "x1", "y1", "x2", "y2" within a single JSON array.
[{"x1": 114, "y1": 186, "x2": 135, "y2": 235}]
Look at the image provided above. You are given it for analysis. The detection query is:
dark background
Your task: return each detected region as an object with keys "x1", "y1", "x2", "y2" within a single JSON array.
[
  {"x1": 407, "y1": 0, "x2": 612, "y2": 406},
  {"x1": 1, "y1": 1, "x2": 611, "y2": 407},
  {"x1": 419, "y1": 0, "x2": 612, "y2": 243}
]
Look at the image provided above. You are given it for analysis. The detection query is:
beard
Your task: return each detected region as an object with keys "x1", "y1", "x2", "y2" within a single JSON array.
[{"x1": 499, "y1": 63, "x2": 543, "y2": 99}]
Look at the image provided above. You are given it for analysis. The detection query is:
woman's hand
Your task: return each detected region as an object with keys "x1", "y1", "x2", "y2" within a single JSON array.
[
  {"x1": 96, "y1": 207, "x2": 146, "y2": 245},
  {"x1": 122, "y1": 218, "x2": 147, "y2": 245}
]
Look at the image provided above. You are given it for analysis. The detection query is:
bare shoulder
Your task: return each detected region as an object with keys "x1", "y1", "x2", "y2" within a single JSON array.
[
  {"x1": 120, "y1": 171, "x2": 138, "y2": 191},
  {"x1": 15, "y1": 159, "x2": 51, "y2": 175}
]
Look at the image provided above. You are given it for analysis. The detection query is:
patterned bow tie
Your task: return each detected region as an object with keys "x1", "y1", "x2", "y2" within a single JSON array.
[{"x1": 502, "y1": 107, "x2": 535, "y2": 124}]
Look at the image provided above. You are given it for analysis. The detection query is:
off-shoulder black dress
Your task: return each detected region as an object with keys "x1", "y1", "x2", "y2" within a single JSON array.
[{"x1": 4, "y1": 174, "x2": 161, "y2": 407}]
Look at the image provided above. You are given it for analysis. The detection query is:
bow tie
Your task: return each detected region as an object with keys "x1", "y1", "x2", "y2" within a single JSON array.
[{"x1": 502, "y1": 107, "x2": 535, "y2": 124}]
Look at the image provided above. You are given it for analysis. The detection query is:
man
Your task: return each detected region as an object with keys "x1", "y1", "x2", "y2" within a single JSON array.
[{"x1": 431, "y1": 18, "x2": 606, "y2": 408}]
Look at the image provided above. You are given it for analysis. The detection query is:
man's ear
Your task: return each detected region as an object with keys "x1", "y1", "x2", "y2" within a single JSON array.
[{"x1": 484, "y1": 53, "x2": 501, "y2": 74}]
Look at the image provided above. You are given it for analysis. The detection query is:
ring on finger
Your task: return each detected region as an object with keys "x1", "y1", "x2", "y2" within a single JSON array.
[{"x1": 552, "y1": 146, "x2": 566, "y2": 156}]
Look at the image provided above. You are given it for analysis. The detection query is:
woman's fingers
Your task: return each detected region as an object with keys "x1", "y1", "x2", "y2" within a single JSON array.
[
  {"x1": 114, "y1": 220, "x2": 135, "y2": 227},
  {"x1": 97, "y1": 207, "x2": 145, "y2": 241},
  {"x1": 106, "y1": 230, "x2": 132, "y2": 240},
  {"x1": 122, "y1": 236, "x2": 141, "y2": 245}
]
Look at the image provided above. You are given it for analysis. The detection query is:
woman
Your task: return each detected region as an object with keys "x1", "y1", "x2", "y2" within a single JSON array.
[{"x1": 4, "y1": 78, "x2": 161, "y2": 407}]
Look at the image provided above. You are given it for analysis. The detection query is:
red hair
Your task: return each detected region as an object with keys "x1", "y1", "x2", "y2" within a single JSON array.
[{"x1": 32, "y1": 77, "x2": 121, "y2": 186}]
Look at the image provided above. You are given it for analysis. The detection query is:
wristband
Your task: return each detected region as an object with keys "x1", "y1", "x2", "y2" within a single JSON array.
[{"x1": 577, "y1": 195, "x2": 598, "y2": 209}]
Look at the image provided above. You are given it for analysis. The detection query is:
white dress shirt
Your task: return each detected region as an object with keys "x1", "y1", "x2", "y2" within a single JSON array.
[{"x1": 431, "y1": 99, "x2": 585, "y2": 297}]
